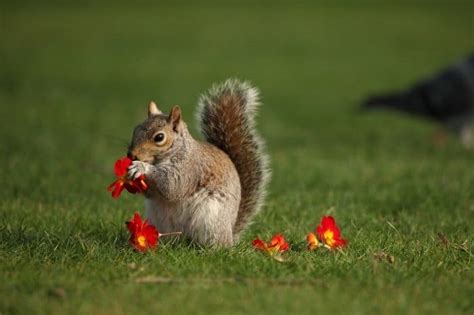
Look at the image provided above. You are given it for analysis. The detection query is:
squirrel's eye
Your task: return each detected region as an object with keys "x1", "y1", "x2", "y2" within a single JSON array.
[{"x1": 153, "y1": 132, "x2": 166, "y2": 145}]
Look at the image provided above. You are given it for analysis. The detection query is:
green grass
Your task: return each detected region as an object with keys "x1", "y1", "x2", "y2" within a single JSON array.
[{"x1": 1, "y1": 1, "x2": 473, "y2": 314}]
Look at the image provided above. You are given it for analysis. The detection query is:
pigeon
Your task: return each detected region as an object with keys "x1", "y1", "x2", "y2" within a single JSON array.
[{"x1": 362, "y1": 54, "x2": 474, "y2": 148}]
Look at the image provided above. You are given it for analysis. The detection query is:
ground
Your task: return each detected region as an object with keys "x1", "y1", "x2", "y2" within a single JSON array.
[{"x1": 1, "y1": 1, "x2": 473, "y2": 314}]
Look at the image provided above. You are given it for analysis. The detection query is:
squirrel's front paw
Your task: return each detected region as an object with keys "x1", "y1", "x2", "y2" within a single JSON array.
[{"x1": 128, "y1": 161, "x2": 152, "y2": 179}]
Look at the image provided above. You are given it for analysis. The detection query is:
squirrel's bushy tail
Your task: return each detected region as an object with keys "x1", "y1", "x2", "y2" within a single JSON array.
[{"x1": 197, "y1": 79, "x2": 270, "y2": 236}]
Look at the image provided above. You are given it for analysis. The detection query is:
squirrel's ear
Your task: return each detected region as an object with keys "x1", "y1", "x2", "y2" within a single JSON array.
[
  {"x1": 148, "y1": 101, "x2": 162, "y2": 117},
  {"x1": 168, "y1": 105, "x2": 182, "y2": 130}
]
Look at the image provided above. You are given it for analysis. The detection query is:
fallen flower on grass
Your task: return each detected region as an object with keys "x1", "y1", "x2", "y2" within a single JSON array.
[
  {"x1": 252, "y1": 234, "x2": 289, "y2": 261},
  {"x1": 107, "y1": 157, "x2": 148, "y2": 198},
  {"x1": 315, "y1": 215, "x2": 347, "y2": 249},
  {"x1": 306, "y1": 232, "x2": 320, "y2": 250},
  {"x1": 307, "y1": 215, "x2": 347, "y2": 250},
  {"x1": 253, "y1": 234, "x2": 289, "y2": 253},
  {"x1": 127, "y1": 212, "x2": 158, "y2": 252},
  {"x1": 126, "y1": 212, "x2": 181, "y2": 252}
]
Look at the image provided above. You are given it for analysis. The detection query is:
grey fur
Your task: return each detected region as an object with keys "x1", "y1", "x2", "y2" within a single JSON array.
[
  {"x1": 196, "y1": 79, "x2": 271, "y2": 238},
  {"x1": 127, "y1": 79, "x2": 269, "y2": 247}
]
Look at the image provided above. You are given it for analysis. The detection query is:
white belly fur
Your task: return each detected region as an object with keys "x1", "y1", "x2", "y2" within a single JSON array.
[{"x1": 144, "y1": 189, "x2": 238, "y2": 246}]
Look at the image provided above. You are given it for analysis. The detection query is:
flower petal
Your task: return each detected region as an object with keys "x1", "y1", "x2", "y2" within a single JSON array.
[
  {"x1": 330, "y1": 235, "x2": 348, "y2": 249},
  {"x1": 315, "y1": 215, "x2": 347, "y2": 249},
  {"x1": 135, "y1": 175, "x2": 149, "y2": 191},
  {"x1": 270, "y1": 234, "x2": 284, "y2": 246},
  {"x1": 108, "y1": 157, "x2": 148, "y2": 198},
  {"x1": 108, "y1": 180, "x2": 125, "y2": 198},
  {"x1": 142, "y1": 225, "x2": 159, "y2": 247},
  {"x1": 126, "y1": 213, "x2": 160, "y2": 252},
  {"x1": 126, "y1": 212, "x2": 142, "y2": 234},
  {"x1": 124, "y1": 182, "x2": 140, "y2": 194},
  {"x1": 130, "y1": 233, "x2": 148, "y2": 252},
  {"x1": 307, "y1": 232, "x2": 319, "y2": 250},
  {"x1": 253, "y1": 234, "x2": 289, "y2": 256},
  {"x1": 252, "y1": 239, "x2": 268, "y2": 251},
  {"x1": 114, "y1": 157, "x2": 133, "y2": 177},
  {"x1": 266, "y1": 234, "x2": 289, "y2": 252}
]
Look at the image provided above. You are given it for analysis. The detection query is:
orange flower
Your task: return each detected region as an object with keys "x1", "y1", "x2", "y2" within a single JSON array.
[
  {"x1": 107, "y1": 157, "x2": 148, "y2": 198},
  {"x1": 316, "y1": 216, "x2": 347, "y2": 249},
  {"x1": 307, "y1": 232, "x2": 320, "y2": 250},
  {"x1": 126, "y1": 212, "x2": 158, "y2": 252},
  {"x1": 252, "y1": 234, "x2": 289, "y2": 254},
  {"x1": 126, "y1": 212, "x2": 182, "y2": 252}
]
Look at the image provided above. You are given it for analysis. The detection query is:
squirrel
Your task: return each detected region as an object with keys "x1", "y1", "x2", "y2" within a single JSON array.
[{"x1": 126, "y1": 79, "x2": 270, "y2": 247}]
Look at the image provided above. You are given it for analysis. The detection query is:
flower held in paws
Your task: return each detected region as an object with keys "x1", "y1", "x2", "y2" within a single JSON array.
[
  {"x1": 107, "y1": 157, "x2": 148, "y2": 198},
  {"x1": 126, "y1": 212, "x2": 182, "y2": 252},
  {"x1": 307, "y1": 215, "x2": 347, "y2": 250}
]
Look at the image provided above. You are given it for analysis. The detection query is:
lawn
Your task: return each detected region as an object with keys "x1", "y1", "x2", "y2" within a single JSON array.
[{"x1": 1, "y1": 1, "x2": 473, "y2": 314}]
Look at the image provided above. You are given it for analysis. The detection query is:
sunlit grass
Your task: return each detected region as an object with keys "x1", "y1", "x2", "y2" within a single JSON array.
[{"x1": 1, "y1": 1, "x2": 473, "y2": 314}]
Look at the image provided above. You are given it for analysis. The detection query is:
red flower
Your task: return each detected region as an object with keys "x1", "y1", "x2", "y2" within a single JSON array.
[
  {"x1": 252, "y1": 234, "x2": 289, "y2": 254},
  {"x1": 126, "y1": 212, "x2": 158, "y2": 252},
  {"x1": 315, "y1": 216, "x2": 347, "y2": 249},
  {"x1": 107, "y1": 157, "x2": 148, "y2": 198},
  {"x1": 126, "y1": 212, "x2": 182, "y2": 252},
  {"x1": 114, "y1": 156, "x2": 132, "y2": 177}
]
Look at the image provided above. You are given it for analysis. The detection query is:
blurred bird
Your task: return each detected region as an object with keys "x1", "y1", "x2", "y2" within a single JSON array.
[{"x1": 362, "y1": 54, "x2": 474, "y2": 148}]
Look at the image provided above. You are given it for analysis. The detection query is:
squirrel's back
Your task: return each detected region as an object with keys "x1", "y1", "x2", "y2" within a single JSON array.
[{"x1": 197, "y1": 79, "x2": 270, "y2": 237}]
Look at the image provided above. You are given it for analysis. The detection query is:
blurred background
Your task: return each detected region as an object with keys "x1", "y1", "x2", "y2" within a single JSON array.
[
  {"x1": 1, "y1": 1, "x2": 473, "y2": 314},
  {"x1": 1, "y1": 1, "x2": 473, "y2": 194},
  {"x1": 1, "y1": 0, "x2": 473, "y2": 204}
]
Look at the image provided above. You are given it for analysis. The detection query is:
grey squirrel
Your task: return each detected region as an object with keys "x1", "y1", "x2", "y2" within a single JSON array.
[{"x1": 126, "y1": 79, "x2": 270, "y2": 247}]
